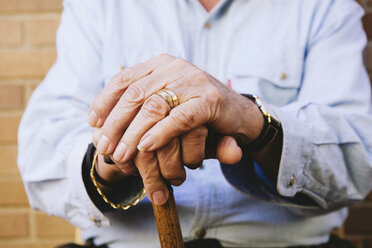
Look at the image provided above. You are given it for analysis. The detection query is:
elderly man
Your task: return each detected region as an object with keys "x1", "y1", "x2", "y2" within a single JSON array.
[{"x1": 18, "y1": 0, "x2": 372, "y2": 247}]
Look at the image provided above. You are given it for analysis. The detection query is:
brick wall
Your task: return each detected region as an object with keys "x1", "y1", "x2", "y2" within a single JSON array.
[
  {"x1": 0, "y1": 1, "x2": 76, "y2": 247},
  {"x1": 0, "y1": 0, "x2": 371, "y2": 248}
]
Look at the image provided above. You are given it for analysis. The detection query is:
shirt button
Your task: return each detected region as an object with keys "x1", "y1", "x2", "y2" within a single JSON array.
[
  {"x1": 288, "y1": 176, "x2": 295, "y2": 187},
  {"x1": 89, "y1": 215, "x2": 102, "y2": 227},
  {"x1": 195, "y1": 229, "x2": 206, "y2": 239},
  {"x1": 204, "y1": 22, "x2": 211, "y2": 29},
  {"x1": 120, "y1": 65, "x2": 125, "y2": 71},
  {"x1": 280, "y1": 73, "x2": 287, "y2": 80}
]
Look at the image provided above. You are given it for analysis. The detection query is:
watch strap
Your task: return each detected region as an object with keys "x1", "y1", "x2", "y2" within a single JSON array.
[{"x1": 241, "y1": 94, "x2": 281, "y2": 152}]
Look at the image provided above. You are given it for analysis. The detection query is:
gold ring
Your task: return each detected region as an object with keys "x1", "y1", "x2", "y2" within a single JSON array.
[{"x1": 155, "y1": 88, "x2": 179, "y2": 109}]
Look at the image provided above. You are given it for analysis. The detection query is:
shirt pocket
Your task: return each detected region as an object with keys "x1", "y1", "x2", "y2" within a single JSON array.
[{"x1": 230, "y1": 58, "x2": 303, "y2": 107}]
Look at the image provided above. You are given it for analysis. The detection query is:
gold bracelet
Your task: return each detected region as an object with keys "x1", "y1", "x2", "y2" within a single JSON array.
[{"x1": 90, "y1": 151, "x2": 146, "y2": 210}]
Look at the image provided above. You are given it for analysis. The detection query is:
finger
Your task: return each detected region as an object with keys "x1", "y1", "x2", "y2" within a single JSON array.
[
  {"x1": 137, "y1": 99, "x2": 209, "y2": 152},
  {"x1": 216, "y1": 136, "x2": 242, "y2": 165},
  {"x1": 96, "y1": 60, "x2": 183, "y2": 155},
  {"x1": 181, "y1": 126, "x2": 208, "y2": 169},
  {"x1": 157, "y1": 138, "x2": 185, "y2": 186},
  {"x1": 113, "y1": 158, "x2": 139, "y2": 176},
  {"x1": 88, "y1": 66, "x2": 150, "y2": 127},
  {"x1": 92, "y1": 128, "x2": 101, "y2": 148},
  {"x1": 88, "y1": 53, "x2": 175, "y2": 127},
  {"x1": 94, "y1": 129, "x2": 139, "y2": 176},
  {"x1": 96, "y1": 152, "x2": 138, "y2": 178},
  {"x1": 204, "y1": 132, "x2": 243, "y2": 164},
  {"x1": 95, "y1": 154, "x2": 127, "y2": 183},
  {"x1": 134, "y1": 151, "x2": 169, "y2": 205},
  {"x1": 112, "y1": 93, "x2": 171, "y2": 162},
  {"x1": 96, "y1": 57, "x2": 202, "y2": 155}
]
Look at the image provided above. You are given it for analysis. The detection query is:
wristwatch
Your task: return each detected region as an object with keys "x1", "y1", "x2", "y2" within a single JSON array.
[{"x1": 241, "y1": 94, "x2": 281, "y2": 152}]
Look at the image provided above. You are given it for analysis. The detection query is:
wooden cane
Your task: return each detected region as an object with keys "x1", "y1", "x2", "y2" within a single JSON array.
[
  {"x1": 152, "y1": 185, "x2": 184, "y2": 248},
  {"x1": 104, "y1": 155, "x2": 183, "y2": 247}
]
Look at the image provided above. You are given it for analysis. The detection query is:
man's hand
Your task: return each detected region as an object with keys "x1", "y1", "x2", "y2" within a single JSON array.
[
  {"x1": 94, "y1": 125, "x2": 243, "y2": 205},
  {"x1": 89, "y1": 53, "x2": 267, "y2": 205},
  {"x1": 89, "y1": 53, "x2": 262, "y2": 160}
]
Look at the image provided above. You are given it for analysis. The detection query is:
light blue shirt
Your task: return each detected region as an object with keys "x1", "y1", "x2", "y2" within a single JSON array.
[{"x1": 18, "y1": 0, "x2": 372, "y2": 247}]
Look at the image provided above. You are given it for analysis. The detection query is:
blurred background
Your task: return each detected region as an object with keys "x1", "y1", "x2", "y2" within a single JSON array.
[{"x1": 0, "y1": 0, "x2": 371, "y2": 248}]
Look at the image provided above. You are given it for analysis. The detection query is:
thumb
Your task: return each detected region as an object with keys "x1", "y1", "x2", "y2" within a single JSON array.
[{"x1": 216, "y1": 136, "x2": 242, "y2": 165}]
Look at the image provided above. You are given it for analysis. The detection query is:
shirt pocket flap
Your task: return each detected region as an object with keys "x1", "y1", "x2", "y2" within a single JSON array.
[
  {"x1": 232, "y1": 60, "x2": 303, "y2": 89},
  {"x1": 231, "y1": 60, "x2": 303, "y2": 106}
]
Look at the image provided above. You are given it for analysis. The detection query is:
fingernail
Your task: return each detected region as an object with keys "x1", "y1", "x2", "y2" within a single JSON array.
[
  {"x1": 88, "y1": 110, "x2": 98, "y2": 126},
  {"x1": 113, "y1": 142, "x2": 127, "y2": 161},
  {"x1": 137, "y1": 134, "x2": 155, "y2": 151},
  {"x1": 97, "y1": 135, "x2": 110, "y2": 154},
  {"x1": 152, "y1": 190, "x2": 167, "y2": 205},
  {"x1": 122, "y1": 147, "x2": 133, "y2": 163}
]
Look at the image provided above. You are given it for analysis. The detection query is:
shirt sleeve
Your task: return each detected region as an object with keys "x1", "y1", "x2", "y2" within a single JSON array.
[
  {"x1": 81, "y1": 144, "x2": 145, "y2": 213},
  {"x1": 17, "y1": 0, "x2": 111, "y2": 229},
  {"x1": 222, "y1": 0, "x2": 372, "y2": 215}
]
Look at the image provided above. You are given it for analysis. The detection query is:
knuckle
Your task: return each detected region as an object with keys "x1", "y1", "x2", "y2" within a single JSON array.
[
  {"x1": 174, "y1": 57, "x2": 188, "y2": 66},
  {"x1": 172, "y1": 57, "x2": 192, "y2": 71},
  {"x1": 142, "y1": 174, "x2": 163, "y2": 192},
  {"x1": 161, "y1": 167, "x2": 181, "y2": 181},
  {"x1": 119, "y1": 68, "x2": 136, "y2": 83},
  {"x1": 116, "y1": 162, "x2": 135, "y2": 173},
  {"x1": 192, "y1": 70, "x2": 209, "y2": 83},
  {"x1": 206, "y1": 87, "x2": 221, "y2": 104},
  {"x1": 122, "y1": 84, "x2": 145, "y2": 105},
  {"x1": 189, "y1": 126, "x2": 208, "y2": 140},
  {"x1": 157, "y1": 53, "x2": 174, "y2": 60},
  {"x1": 136, "y1": 154, "x2": 159, "y2": 182},
  {"x1": 91, "y1": 98, "x2": 105, "y2": 116},
  {"x1": 200, "y1": 92, "x2": 219, "y2": 122},
  {"x1": 110, "y1": 69, "x2": 133, "y2": 88},
  {"x1": 136, "y1": 150, "x2": 154, "y2": 161},
  {"x1": 141, "y1": 96, "x2": 167, "y2": 119},
  {"x1": 101, "y1": 115, "x2": 123, "y2": 136},
  {"x1": 110, "y1": 72, "x2": 123, "y2": 87},
  {"x1": 142, "y1": 168, "x2": 158, "y2": 183},
  {"x1": 166, "y1": 138, "x2": 180, "y2": 153},
  {"x1": 157, "y1": 143, "x2": 180, "y2": 166},
  {"x1": 170, "y1": 109, "x2": 196, "y2": 131}
]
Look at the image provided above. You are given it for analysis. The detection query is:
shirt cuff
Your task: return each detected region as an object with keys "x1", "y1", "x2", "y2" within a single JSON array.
[
  {"x1": 82, "y1": 144, "x2": 115, "y2": 213},
  {"x1": 220, "y1": 101, "x2": 318, "y2": 207},
  {"x1": 67, "y1": 135, "x2": 110, "y2": 228},
  {"x1": 81, "y1": 144, "x2": 145, "y2": 213},
  {"x1": 220, "y1": 152, "x2": 272, "y2": 201},
  {"x1": 221, "y1": 156, "x2": 318, "y2": 208}
]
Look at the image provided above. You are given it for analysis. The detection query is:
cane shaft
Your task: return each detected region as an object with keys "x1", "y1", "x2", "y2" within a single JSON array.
[{"x1": 152, "y1": 187, "x2": 183, "y2": 248}]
